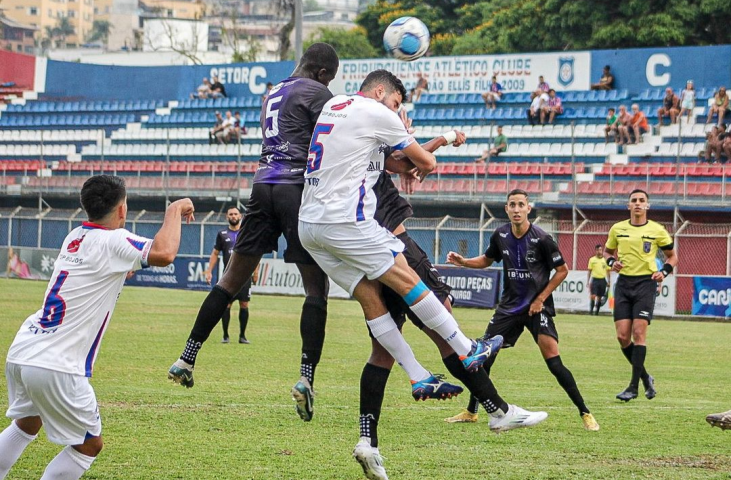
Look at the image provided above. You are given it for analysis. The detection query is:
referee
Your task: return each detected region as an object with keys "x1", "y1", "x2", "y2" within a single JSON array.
[
  {"x1": 587, "y1": 244, "x2": 610, "y2": 315},
  {"x1": 604, "y1": 189, "x2": 678, "y2": 402}
]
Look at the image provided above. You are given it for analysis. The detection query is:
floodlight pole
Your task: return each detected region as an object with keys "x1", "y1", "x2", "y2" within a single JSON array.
[{"x1": 294, "y1": 0, "x2": 303, "y2": 63}]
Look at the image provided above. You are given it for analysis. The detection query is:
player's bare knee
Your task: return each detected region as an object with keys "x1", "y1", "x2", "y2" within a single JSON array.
[
  {"x1": 76, "y1": 436, "x2": 103, "y2": 457},
  {"x1": 15, "y1": 416, "x2": 42, "y2": 436}
]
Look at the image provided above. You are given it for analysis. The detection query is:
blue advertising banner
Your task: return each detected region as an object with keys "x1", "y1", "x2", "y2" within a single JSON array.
[
  {"x1": 125, "y1": 257, "x2": 215, "y2": 291},
  {"x1": 692, "y1": 276, "x2": 731, "y2": 318},
  {"x1": 44, "y1": 60, "x2": 295, "y2": 101},
  {"x1": 591, "y1": 45, "x2": 731, "y2": 92},
  {"x1": 436, "y1": 266, "x2": 500, "y2": 308}
]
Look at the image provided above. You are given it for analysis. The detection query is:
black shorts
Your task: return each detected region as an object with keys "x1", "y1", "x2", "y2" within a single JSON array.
[
  {"x1": 231, "y1": 277, "x2": 252, "y2": 302},
  {"x1": 234, "y1": 183, "x2": 315, "y2": 264},
  {"x1": 372, "y1": 232, "x2": 452, "y2": 337},
  {"x1": 484, "y1": 310, "x2": 559, "y2": 348},
  {"x1": 613, "y1": 275, "x2": 656, "y2": 323},
  {"x1": 590, "y1": 278, "x2": 607, "y2": 297}
]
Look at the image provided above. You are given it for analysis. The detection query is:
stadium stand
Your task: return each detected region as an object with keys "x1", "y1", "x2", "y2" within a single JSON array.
[{"x1": 0, "y1": 87, "x2": 728, "y2": 204}]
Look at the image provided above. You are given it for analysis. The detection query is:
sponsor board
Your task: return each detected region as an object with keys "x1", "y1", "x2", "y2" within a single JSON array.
[
  {"x1": 0, "y1": 247, "x2": 59, "y2": 280},
  {"x1": 329, "y1": 52, "x2": 591, "y2": 95},
  {"x1": 553, "y1": 271, "x2": 675, "y2": 316},
  {"x1": 125, "y1": 257, "x2": 216, "y2": 291},
  {"x1": 692, "y1": 276, "x2": 731, "y2": 318},
  {"x1": 436, "y1": 265, "x2": 500, "y2": 308},
  {"x1": 253, "y1": 258, "x2": 349, "y2": 299}
]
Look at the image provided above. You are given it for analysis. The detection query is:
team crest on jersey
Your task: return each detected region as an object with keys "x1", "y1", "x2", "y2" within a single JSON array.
[
  {"x1": 67, "y1": 237, "x2": 84, "y2": 253},
  {"x1": 331, "y1": 99, "x2": 354, "y2": 110},
  {"x1": 526, "y1": 250, "x2": 537, "y2": 263},
  {"x1": 127, "y1": 237, "x2": 146, "y2": 251},
  {"x1": 643, "y1": 241, "x2": 651, "y2": 253}
]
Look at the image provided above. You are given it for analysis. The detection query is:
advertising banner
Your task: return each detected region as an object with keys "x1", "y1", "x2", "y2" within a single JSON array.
[
  {"x1": 329, "y1": 52, "x2": 591, "y2": 95},
  {"x1": 692, "y1": 276, "x2": 731, "y2": 318},
  {"x1": 0, "y1": 247, "x2": 58, "y2": 280},
  {"x1": 253, "y1": 258, "x2": 349, "y2": 299},
  {"x1": 553, "y1": 271, "x2": 676, "y2": 316},
  {"x1": 436, "y1": 266, "x2": 500, "y2": 308},
  {"x1": 125, "y1": 257, "x2": 215, "y2": 291}
]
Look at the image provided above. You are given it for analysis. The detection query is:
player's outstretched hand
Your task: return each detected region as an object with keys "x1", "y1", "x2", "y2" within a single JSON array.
[
  {"x1": 171, "y1": 198, "x2": 195, "y2": 223},
  {"x1": 453, "y1": 131, "x2": 467, "y2": 147},
  {"x1": 446, "y1": 251, "x2": 464, "y2": 266},
  {"x1": 399, "y1": 108, "x2": 415, "y2": 134}
]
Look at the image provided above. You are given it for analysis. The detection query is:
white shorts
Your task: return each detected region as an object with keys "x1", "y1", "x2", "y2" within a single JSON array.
[
  {"x1": 681, "y1": 99, "x2": 694, "y2": 110},
  {"x1": 298, "y1": 219, "x2": 405, "y2": 295},
  {"x1": 5, "y1": 362, "x2": 101, "y2": 445}
]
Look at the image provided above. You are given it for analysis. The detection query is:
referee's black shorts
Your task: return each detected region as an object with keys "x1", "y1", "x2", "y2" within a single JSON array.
[
  {"x1": 234, "y1": 183, "x2": 316, "y2": 265},
  {"x1": 372, "y1": 232, "x2": 452, "y2": 337},
  {"x1": 613, "y1": 275, "x2": 657, "y2": 323},
  {"x1": 590, "y1": 278, "x2": 607, "y2": 297}
]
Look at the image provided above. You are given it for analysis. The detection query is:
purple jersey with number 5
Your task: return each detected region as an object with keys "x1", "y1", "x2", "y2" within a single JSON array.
[{"x1": 254, "y1": 76, "x2": 333, "y2": 184}]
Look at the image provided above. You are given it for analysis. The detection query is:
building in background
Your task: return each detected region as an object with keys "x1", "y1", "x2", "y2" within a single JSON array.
[
  {"x1": 0, "y1": 11, "x2": 37, "y2": 54},
  {"x1": 1, "y1": 0, "x2": 92, "y2": 47}
]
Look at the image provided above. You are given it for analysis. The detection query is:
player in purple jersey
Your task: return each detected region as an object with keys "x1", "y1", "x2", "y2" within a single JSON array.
[
  {"x1": 446, "y1": 189, "x2": 600, "y2": 432},
  {"x1": 203, "y1": 206, "x2": 256, "y2": 344},
  {"x1": 168, "y1": 44, "x2": 339, "y2": 419}
]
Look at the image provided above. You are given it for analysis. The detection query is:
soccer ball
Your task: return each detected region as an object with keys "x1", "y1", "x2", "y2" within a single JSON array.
[{"x1": 383, "y1": 16, "x2": 430, "y2": 62}]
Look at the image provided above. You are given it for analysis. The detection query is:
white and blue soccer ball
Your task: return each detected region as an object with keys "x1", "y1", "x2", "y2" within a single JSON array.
[{"x1": 383, "y1": 16, "x2": 430, "y2": 62}]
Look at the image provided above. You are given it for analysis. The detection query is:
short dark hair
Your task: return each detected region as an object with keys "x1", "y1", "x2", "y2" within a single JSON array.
[
  {"x1": 234, "y1": 111, "x2": 240, "y2": 116},
  {"x1": 226, "y1": 205, "x2": 241, "y2": 213},
  {"x1": 608, "y1": 107, "x2": 615, "y2": 112},
  {"x1": 595, "y1": 244, "x2": 603, "y2": 249},
  {"x1": 507, "y1": 188, "x2": 529, "y2": 201},
  {"x1": 300, "y1": 43, "x2": 339, "y2": 76},
  {"x1": 360, "y1": 69, "x2": 407, "y2": 102},
  {"x1": 80, "y1": 175, "x2": 126, "y2": 222},
  {"x1": 629, "y1": 188, "x2": 649, "y2": 200},
  {"x1": 604, "y1": 65, "x2": 611, "y2": 70}
]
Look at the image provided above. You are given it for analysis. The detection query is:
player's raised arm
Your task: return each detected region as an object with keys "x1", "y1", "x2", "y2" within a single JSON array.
[
  {"x1": 446, "y1": 251, "x2": 493, "y2": 269},
  {"x1": 148, "y1": 198, "x2": 195, "y2": 266}
]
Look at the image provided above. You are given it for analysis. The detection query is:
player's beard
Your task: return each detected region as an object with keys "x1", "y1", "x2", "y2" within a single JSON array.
[{"x1": 228, "y1": 218, "x2": 240, "y2": 227}]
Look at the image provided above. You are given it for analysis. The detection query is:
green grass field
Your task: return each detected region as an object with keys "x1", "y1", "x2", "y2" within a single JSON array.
[{"x1": 0, "y1": 278, "x2": 729, "y2": 480}]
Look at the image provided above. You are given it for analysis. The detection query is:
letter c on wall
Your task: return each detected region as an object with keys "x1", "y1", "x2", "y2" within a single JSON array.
[{"x1": 646, "y1": 54, "x2": 671, "y2": 87}]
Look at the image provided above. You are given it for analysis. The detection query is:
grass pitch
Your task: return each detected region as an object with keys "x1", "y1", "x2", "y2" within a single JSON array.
[{"x1": 0, "y1": 278, "x2": 729, "y2": 480}]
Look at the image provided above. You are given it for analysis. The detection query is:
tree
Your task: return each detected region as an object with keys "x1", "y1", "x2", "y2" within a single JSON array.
[
  {"x1": 273, "y1": 0, "x2": 295, "y2": 60},
  {"x1": 304, "y1": 27, "x2": 378, "y2": 59},
  {"x1": 145, "y1": 18, "x2": 204, "y2": 64},
  {"x1": 87, "y1": 20, "x2": 112, "y2": 45},
  {"x1": 221, "y1": 10, "x2": 262, "y2": 62}
]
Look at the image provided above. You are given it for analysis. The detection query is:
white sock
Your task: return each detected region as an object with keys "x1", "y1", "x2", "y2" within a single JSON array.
[
  {"x1": 0, "y1": 421, "x2": 37, "y2": 479},
  {"x1": 40, "y1": 446, "x2": 95, "y2": 480},
  {"x1": 367, "y1": 313, "x2": 430, "y2": 382},
  {"x1": 409, "y1": 292, "x2": 472, "y2": 356}
]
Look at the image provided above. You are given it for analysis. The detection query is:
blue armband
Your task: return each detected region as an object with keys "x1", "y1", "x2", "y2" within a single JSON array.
[{"x1": 403, "y1": 280, "x2": 429, "y2": 305}]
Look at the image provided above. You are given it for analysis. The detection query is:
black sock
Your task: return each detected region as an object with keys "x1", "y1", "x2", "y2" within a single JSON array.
[
  {"x1": 221, "y1": 307, "x2": 231, "y2": 339},
  {"x1": 589, "y1": 299, "x2": 595, "y2": 315},
  {"x1": 181, "y1": 285, "x2": 233, "y2": 364},
  {"x1": 621, "y1": 343, "x2": 649, "y2": 382},
  {"x1": 630, "y1": 345, "x2": 647, "y2": 389},
  {"x1": 595, "y1": 301, "x2": 601, "y2": 315},
  {"x1": 300, "y1": 296, "x2": 327, "y2": 387},
  {"x1": 546, "y1": 356, "x2": 590, "y2": 415},
  {"x1": 442, "y1": 354, "x2": 507, "y2": 414},
  {"x1": 359, "y1": 363, "x2": 391, "y2": 448},
  {"x1": 239, "y1": 307, "x2": 249, "y2": 339}
]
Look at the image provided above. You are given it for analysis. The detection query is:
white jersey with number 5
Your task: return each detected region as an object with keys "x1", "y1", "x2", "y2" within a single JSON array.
[
  {"x1": 299, "y1": 94, "x2": 414, "y2": 224},
  {"x1": 6, "y1": 223, "x2": 152, "y2": 377}
]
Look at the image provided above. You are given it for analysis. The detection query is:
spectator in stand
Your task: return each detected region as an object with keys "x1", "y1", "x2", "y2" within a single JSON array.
[
  {"x1": 527, "y1": 90, "x2": 546, "y2": 126},
  {"x1": 678, "y1": 80, "x2": 695, "y2": 123},
  {"x1": 656, "y1": 87, "x2": 680, "y2": 127},
  {"x1": 540, "y1": 89, "x2": 563, "y2": 125},
  {"x1": 616, "y1": 105, "x2": 632, "y2": 145},
  {"x1": 228, "y1": 111, "x2": 247, "y2": 144},
  {"x1": 722, "y1": 125, "x2": 731, "y2": 163},
  {"x1": 706, "y1": 87, "x2": 729, "y2": 126},
  {"x1": 210, "y1": 75, "x2": 227, "y2": 98},
  {"x1": 411, "y1": 73, "x2": 429, "y2": 102},
  {"x1": 537, "y1": 75, "x2": 550, "y2": 92},
  {"x1": 604, "y1": 107, "x2": 620, "y2": 143},
  {"x1": 482, "y1": 75, "x2": 503, "y2": 109},
  {"x1": 216, "y1": 111, "x2": 235, "y2": 144},
  {"x1": 627, "y1": 104, "x2": 649, "y2": 144},
  {"x1": 475, "y1": 125, "x2": 508, "y2": 163},
  {"x1": 591, "y1": 65, "x2": 615, "y2": 91},
  {"x1": 702, "y1": 125, "x2": 727, "y2": 164},
  {"x1": 209, "y1": 111, "x2": 225, "y2": 145},
  {"x1": 261, "y1": 82, "x2": 273, "y2": 103},
  {"x1": 191, "y1": 78, "x2": 212, "y2": 99}
]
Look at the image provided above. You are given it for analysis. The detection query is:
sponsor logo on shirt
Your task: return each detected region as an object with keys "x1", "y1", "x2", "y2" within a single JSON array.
[
  {"x1": 552, "y1": 254, "x2": 563, "y2": 262},
  {"x1": 499, "y1": 232, "x2": 508, "y2": 238},
  {"x1": 331, "y1": 99, "x2": 354, "y2": 110},
  {"x1": 67, "y1": 237, "x2": 84, "y2": 253},
  {"x1": 502, "y1": 249, "x2": 510, "y2": 256},
  {"x1": 530, "y1": 238, "x2": 539, "y2": 243}
]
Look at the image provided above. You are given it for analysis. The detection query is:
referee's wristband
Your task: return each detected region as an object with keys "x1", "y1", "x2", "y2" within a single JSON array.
[
  {"x1": 442, "y1": 130, "x2": 457, "y2": 144},
  {"x1": 661, "y1": 263, "x2": 673, "y2": 277},
  {"x1": 606, "y1": 257, "x2": 616, "y2": 267}
]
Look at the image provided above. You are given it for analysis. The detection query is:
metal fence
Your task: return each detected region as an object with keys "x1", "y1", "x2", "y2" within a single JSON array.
[{"x1": 2, "y1": 205, "x2": 729, "y2": 316}]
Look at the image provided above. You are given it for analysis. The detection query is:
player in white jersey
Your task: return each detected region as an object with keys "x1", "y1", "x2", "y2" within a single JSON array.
[
  {"x1": 299, "y1": 69, "x2": 502, "y2": 403},
  {"x1": 0, "y1": 175, "x2": 194, "y2": 480}
]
